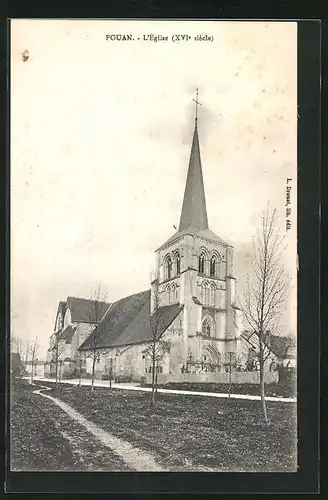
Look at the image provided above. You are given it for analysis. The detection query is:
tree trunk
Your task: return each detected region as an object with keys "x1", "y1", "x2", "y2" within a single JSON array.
[
  {"x1": 78, "y1": 362, "x2": 82, "y2": 387},
  {"x1": 228, "y1": 363, "x2": 232, "y2": 399},
  {"x1": 91, "y1": 357, "x2": 96, "y2": 393},
  {"x1": 109, "y1": 359, "x2": 112, "y2": 389},
  {"x1": 259, "y1": 337, "x2": 269, "y2": 425},
  {"x1": 30, "y1": 362, "x2": 34, "y2": 384},
  {"x1": 55, "y1": 355, "x2": 59, "y2": 386},
  {"x1": 151, "y1": 346, "x2": 156, "y2": 407}
]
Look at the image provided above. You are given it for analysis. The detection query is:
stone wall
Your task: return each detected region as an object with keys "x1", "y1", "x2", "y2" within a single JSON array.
[{"x1": 145, "y1": 370, "x2": 279, "y2": 385}]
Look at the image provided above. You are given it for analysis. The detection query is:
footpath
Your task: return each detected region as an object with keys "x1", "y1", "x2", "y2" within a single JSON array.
[
  {"x1": 32, "y1": 383, "x2": 165, "y2": 472},
  {"x1": 33, "y1": 377, "x2": 296, "y2": 403}
]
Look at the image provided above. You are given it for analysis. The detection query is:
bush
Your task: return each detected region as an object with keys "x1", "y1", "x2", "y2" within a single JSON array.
[
  {"x1": 101, "y1": 374, "x2": 113, "y2": 381},
  {"x1": 61, "y1": 372, "x2": 77, "y2": 380},
  {"x1": 142, "y1": 381, "x2": 295, "y2": 397},
  {"x1": 114, "y1": 374, "x2": 132, "y2": 383}
]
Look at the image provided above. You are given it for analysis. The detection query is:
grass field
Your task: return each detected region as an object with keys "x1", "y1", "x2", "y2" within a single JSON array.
[
  {"x1": 45, "y1": 382, "x2": 297, "y2": 472},
  {"x1": 10, "y1": 379, "x2": 131, "y2": 471}
]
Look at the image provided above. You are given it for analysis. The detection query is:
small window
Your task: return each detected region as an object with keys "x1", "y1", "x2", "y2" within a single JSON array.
[
  {"x1": 199, "y1": 253, "x2": 205, "y2": 274},
  {"x1": 176, "y1": 254, "x2": 181, "y2": 274},
  {"x1": 142, "y1": 355, "x2": 145, "y2": 359},
  {"x1": 204, "y1": 355, "x2": 207, "y2": 361}
]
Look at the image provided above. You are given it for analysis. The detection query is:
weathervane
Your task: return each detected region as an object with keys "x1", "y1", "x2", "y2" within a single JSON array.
[{"x1": 192, "y1": 88, "x2": 202, "y2": 121}]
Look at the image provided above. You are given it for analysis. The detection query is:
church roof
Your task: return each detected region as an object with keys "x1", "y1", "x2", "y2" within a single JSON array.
[
  {"x1": 54, "y1": 300, "x2": 67, "y2": 330},
  {"x1": 161, "y1": 228, "x2": 228, "y2": 247},
  {"x1": 60, "y1": 325, "x2": 77, "y2": 344},
  {"x1": 58, "y1": 301, "x2": 66, "y2": 316},
  {"x1": 79, "y1": 289, "x2": 183, "y2": 350},
  {"x1": 159, "y1": 119, "x2": 228, "y2": 249},
  {"x1": 179, "y1": 121, "x2": 208, "y2": 233},
  {"x1": 66, "y1": 296, "x2": 111, "y2": 324}
]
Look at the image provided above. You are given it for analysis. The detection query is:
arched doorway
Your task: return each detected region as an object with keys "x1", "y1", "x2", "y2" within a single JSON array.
[{"x1": 202, "y1": 345, "x2": 221, "y2": 372}]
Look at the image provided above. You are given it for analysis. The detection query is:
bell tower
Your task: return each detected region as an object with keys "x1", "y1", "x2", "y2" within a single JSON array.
[{"x1": 151, "y1": 91, "x2": 241, "y2": 372}]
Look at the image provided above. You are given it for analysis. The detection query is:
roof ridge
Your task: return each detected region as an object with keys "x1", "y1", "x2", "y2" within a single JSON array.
[
  {"x1": 101, "y1": 289, "x2": 151, "y2": 311},
  {"x1": 67, "y1": 295, "x2": 111, "y2": 303}
]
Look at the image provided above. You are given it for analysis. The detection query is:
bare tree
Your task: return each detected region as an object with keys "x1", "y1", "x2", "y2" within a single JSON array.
[
  {"x1": 24, "y1": 339, "x2": 30, "y2": 375},
  {"x1": 109, "y1": 357, "x2": 113, "y2": 389},
  {"x1": 76, "y1": 350, "x2": 85, "y2": 387},
  {"x1": 29, "y1": 335, "x2": 40, "y2": 384},
  {"x1": 12, "y1": 335, "x2": 23, "y2": 356},
  {"x1": 84, "y1": 284, "x2": 109, "y2": 394},
  {"x1": 239, "y1": 205, "x2": 291, "y2": 424},
  {"x1": 226, "y1": 352, "x2": 236, "y2": 399},
  {"x1": 241, "y1": 331, "x2": 276, "y2": 370},
  {"x1": 53, "y1": 330, "x2": 66, "y2": 386},
  {"x1": 11, "y1": 335, "x2": 24, "y2": 377},
  {"x1": 149, "y1": 281, "x2": 171, "y2": 407}
]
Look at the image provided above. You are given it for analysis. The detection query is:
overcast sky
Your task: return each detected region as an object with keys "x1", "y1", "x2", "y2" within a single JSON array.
[{"x1": 11, "y1": 20, "x2": 297, "y2": 357}]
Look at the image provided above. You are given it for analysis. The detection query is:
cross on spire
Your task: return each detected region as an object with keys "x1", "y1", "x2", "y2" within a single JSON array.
[{"x1": 192, "y1": 88, "x2": 202, "y2": 121}]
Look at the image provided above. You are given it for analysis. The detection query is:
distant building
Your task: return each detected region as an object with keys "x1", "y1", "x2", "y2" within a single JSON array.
[
  {"x1": 45, "y1": 297, "x2": 111, "y2": 378},
  {"x1": 25, "y1": 360, "x2": 45, "y2": 378},
  {"x1": 240, "y1": 330, "x2": 296, "y2": 371}
]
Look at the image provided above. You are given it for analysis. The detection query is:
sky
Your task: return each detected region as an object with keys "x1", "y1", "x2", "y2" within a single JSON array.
[{"x1": 11, "y1": 20, "x2": 297, "y2": 358}]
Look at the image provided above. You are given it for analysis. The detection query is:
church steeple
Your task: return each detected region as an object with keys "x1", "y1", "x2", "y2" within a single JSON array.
[
  {"x1": 178, "y1": 94, "x2": 209, "y2": 232},
  {"x1": 157, "y1": 90, "x2": 228, "y2": 250}
]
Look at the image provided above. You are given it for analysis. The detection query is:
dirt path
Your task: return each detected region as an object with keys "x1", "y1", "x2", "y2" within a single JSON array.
[{"x1": 32, "y1": 384, "x2": 165, "y2": 472}]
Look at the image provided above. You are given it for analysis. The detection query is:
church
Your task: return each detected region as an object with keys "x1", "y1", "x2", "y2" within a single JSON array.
[
  {"x1": 47, "y1": 98, "x2": 292, "y2": 383},
  {"x1": 78, "y1": 105, "x2": 245, "y2": 381},
  {"x1": 44, "y1": 98, "x2": 296, "y2": 384}
]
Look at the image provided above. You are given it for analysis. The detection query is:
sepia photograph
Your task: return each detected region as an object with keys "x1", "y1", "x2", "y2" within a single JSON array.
[{"x1": 10, "y1": 19, "x2": 298, "y2": 474}]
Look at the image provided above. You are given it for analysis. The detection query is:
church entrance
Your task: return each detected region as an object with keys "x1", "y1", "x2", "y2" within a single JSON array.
[
  {"x1": 202, "y1": 345, "x2": 221, "y2": 372},
  {"x1": 185, "y1": 345, "x2": 221, "y2": 373}
]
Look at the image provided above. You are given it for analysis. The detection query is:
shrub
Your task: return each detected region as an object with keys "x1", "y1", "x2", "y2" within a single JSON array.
[
  {"x1": 114, "y1": 374, "x2": 132, "y2": 383},
  {"x1": 142, "y1": 381, "x2": 295, "y2": 397}
]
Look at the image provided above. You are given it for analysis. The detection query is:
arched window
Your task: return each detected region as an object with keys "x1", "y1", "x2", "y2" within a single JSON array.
[
  {"x1": 165, "y1": 256, "x2": 172, "y2": 280},
  {"x1": 175, "y1": 253, "x2": 181, "y2": 275},
  {"x1": 202, "y1": 318, "x2": 212, "y2": 337},
  {"x1": 199, "y1": 253, "x2": 206, "y2": 274},
  {"x1": 210, "y1": 256, "x2": 217, "y2": 277}
]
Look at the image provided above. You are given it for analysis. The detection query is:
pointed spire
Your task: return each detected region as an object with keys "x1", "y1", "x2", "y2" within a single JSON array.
[{"x1": 178, "y1": 117, "x2": 209, "y2": 232}]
